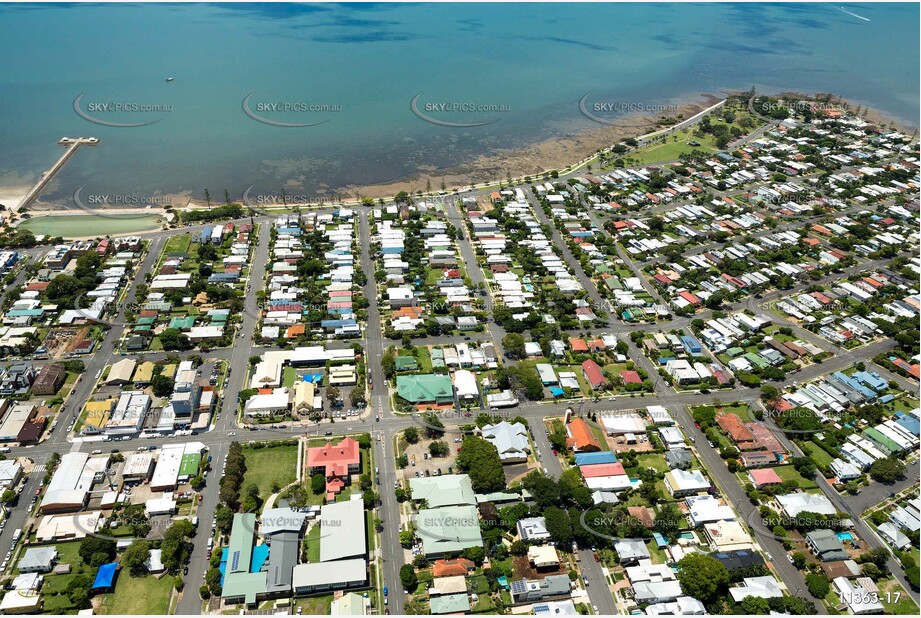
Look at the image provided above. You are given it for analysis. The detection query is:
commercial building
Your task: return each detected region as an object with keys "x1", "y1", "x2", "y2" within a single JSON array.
[{"x1": 320, "y1": 499, "x2": 367, "y2": 562}]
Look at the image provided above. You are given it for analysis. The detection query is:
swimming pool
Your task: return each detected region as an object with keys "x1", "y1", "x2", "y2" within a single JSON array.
[{"x1": 836, "y1": 532, "x2": 855, "y2": 542}]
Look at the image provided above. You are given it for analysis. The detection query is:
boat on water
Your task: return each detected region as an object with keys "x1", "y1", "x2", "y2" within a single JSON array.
[{"x1": 165, "y1": 77, "x2": 175, "y2": 82}]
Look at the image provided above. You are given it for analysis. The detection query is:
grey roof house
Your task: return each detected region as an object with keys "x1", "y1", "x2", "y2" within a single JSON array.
[{"x1": 480, "y1": 421, "x2": 531, "y2": 463}]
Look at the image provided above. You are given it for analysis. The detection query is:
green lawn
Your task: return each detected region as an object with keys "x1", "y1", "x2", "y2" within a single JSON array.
[
  {"x1": 717, "y1": 403, "x2": 753, "y2": 421},
  {"x1": 470, "y1": 575, "x2": 490, "y2": 594},
  {"x1": 242, "y1": 444, "x2": 299, "y2": 499},
  {"x1": 293, "y1": 594, "x2": 334, "y2": 615},
  {"x1": 283, "y1": 366, "x2": 298, "y2": 388},
  {"x1": 627, "y1": 127, "x2": 721, "y2": 165},
  {"x1": 646, "y1": 539, "x2": 669, "y2": 564},
  {"x1": 636, "y1": 453, "x2": 669, "y2": 474},
  {"x1": 773, "y1": 464, "x2": 819, "y2": 490},
  {"x1": 96, "y1": 572, "x2": 174, "y2": 615},
  {"x1": 879, "y1": 579, "x2": 919, "y2": 614},
  {"x1": 163, "y1": 233, "x2": 192, "y2": 256},
  {"x1": 804, "y1": 441, "x2": 835, "y2": 468},
  {"x1": 305, "y1": 522, "x2": 321, "y2": 562}
]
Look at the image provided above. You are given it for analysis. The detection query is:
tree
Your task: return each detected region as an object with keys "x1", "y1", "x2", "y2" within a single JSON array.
[
  {"x1": 429, "y1": 441, "x2": 450, "y2": 457},
  {"x1": 206, "y1": 567, "x2": 222, "y2": 596},
  {"x1": 400, "y1": 563, "x2": 418, "y2": 590},
  {"x1": 151, "y1": 373, "x2": 174, "y2": 397},
  {"x1": 121, "y1": 540, "x2": 151, "y2": 577},
  {"x1": 309, "y1": 473, "x2": 325, "y2": 495},
  {"x1": 502, "y1": 333, "x2": 527, "y2": 359},
  {"x1": 869, "y1": 457, "x2": 906, "y2": 484},
  {"x1": 404, "y1": 427, "x2": 420, "y2": 444},
  {"x1": 805, "y1": 573, "x2": 830, "y2": 598},
  {"x1": 66, "y1": 574, "x2": 93, "y2": 609},
  {"x1": 455, "y1": 436, "x2": 505, "y2": 492},
  {"x1": 462, "y1": 546, "x2": 486, "y2": 565},
  {"x1": 543, "y1": 506, "x2": 573, "y2": 546},
  {"x1": 349, "y1": 386, "x2": 366, "y2": 408},
  {"x1": 676, "y1": 553, "x2": 730, "y2": 603},
  {"x1": 739, "y1": 596, "x2": 772, "y2": 614},
  {"x1": 158, "y1": 328, "x2": 193, "y2": 351},
  {"x1": 160, "y1": 520, "x2": 195, "y2": 573},
  {"x1": 79, "y1": 536, "x2": 116, "y2": 566},
  {"x1": 214, "y1": 504, "x2": 234, "y2": 535}
]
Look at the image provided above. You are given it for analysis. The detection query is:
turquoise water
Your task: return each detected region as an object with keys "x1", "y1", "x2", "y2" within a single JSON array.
[
  {"x1": 0, "y1": 2, "x2": 917, "y2": 203},
  {"x1": 836, "y1": 531, "x2": 855, "y2": 542}
]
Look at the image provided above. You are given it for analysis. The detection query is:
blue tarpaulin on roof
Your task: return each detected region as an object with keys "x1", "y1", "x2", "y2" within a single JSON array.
[
  {"x1": 549, "y1": 387, "x2": 564, "y2": 397},
  {"x1": 92, "y1": 563, "x2": 118, "y2": 590}
]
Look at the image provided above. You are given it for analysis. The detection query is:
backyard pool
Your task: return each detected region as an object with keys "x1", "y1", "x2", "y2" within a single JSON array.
[{"x1": 836, "y1": 531, "x2": 855, "y2": 542}]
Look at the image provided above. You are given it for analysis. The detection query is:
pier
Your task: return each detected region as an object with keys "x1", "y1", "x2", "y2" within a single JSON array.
[{"x1": 16, "y1": 136, "x2": 99, "y2": 212}]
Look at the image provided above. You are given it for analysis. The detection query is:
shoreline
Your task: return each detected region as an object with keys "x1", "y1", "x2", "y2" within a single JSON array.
[
  {"x1": 2, "y1": 90, "x2": 915, "y2": 217},
  {"x1": 331, "y1": 93, "x2": 725, "y2": 200}
]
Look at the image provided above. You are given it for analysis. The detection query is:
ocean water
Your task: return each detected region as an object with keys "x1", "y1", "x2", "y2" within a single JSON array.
[{"x1": 0, "y1": 2, "x2": 917, "y2": 204}]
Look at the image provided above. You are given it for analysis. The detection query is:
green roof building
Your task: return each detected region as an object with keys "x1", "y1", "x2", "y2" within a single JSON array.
[
  {"x1": 743, "y1": 352, "x2": 769, "y2": 369},
  {"x1": 395, "y1": 356, "x2": 419, "y2": 372},
  {"x1": 862, "y1": 427, "x2": 900, "y2": 454},
  {"x1": 429, "y1": 594, "x2": 472, "y2": 615},
  {"x1": 416, "y1": 505, "x2": 482, "y2": 557},
  {"x1": 409, "y1": 474, "x2": 476, "y2": 508},
  {"x1": 169, "y1": 316, "x2": 196, "y2": 330},
  {"x1": 222, "y1": 513, "x2": 267, "y2": 606},
  {"x1": 397, "y1": 374, "x2": 453, "y2": 403}
]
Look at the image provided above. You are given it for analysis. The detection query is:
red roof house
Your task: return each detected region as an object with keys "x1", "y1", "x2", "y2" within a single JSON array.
[
  {"x1": 306, "y1": 437, "x2": 361, "y2": 497},
  {"x1": 581, "y1": 360, "x2": 607, "y2": 390}
]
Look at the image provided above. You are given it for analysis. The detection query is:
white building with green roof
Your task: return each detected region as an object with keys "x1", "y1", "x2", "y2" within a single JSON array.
[
  {"x1": 409, "y1": 474, "x2": 475, "y2": 508},
  {"x1": 397, "y1": 374, "x2": 454, "y2": 403},
  {"x1": 415, "y1": 504, "x2": 482, "y2": 557}
]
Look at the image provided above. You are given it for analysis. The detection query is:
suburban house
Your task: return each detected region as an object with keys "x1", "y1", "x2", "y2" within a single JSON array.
[
  {"x1": 565, "y1": 417, "x2": 601, "y2": 452},
  {"x1": 306, "y1": 437, "x2": 361, "y2": 500},
  {"x1": 480, "y1": 421, "x2": 530, "y2": 463},
  {"x1": 581, "y1": 359, "x2": 608, "y2": 390}
]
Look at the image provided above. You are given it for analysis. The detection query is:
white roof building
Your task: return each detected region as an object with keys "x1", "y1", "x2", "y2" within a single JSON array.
[{"x1": 453, "y1": 370, "x2": 479, "y2": 400}]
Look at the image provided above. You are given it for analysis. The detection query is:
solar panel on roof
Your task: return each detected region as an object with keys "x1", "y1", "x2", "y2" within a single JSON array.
[{"x1": 231, "y1": 550, "x2": 241, "y2": 572}]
